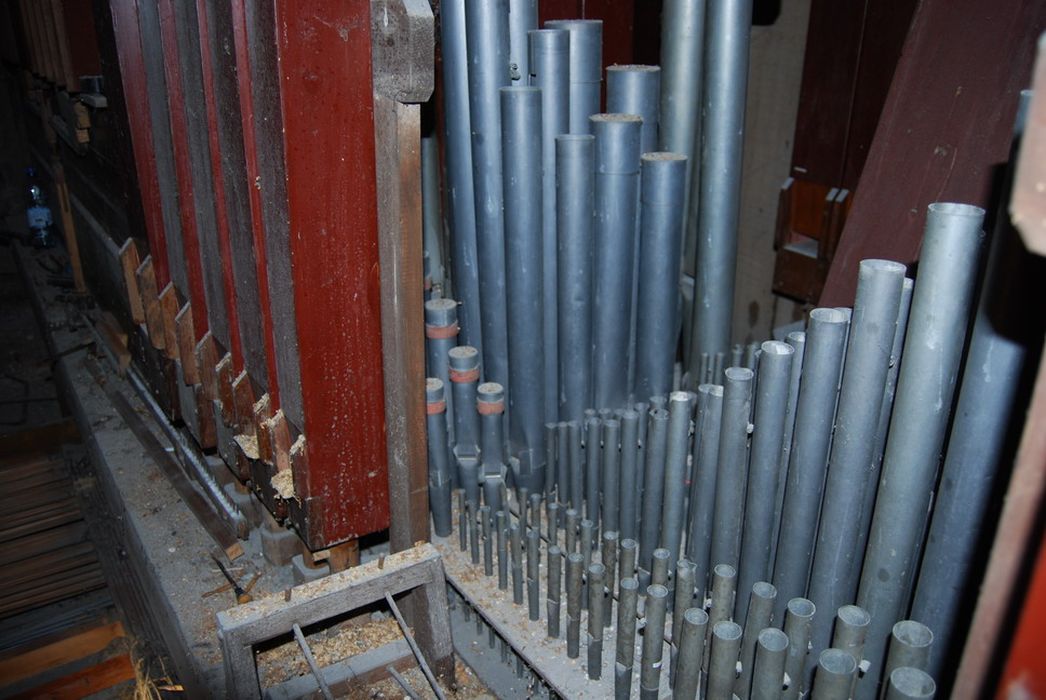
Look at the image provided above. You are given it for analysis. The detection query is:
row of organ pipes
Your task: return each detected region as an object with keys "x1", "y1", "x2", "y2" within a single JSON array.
[{"x1": 419, "y1": 1, "x2": 1038, "y2": 697}]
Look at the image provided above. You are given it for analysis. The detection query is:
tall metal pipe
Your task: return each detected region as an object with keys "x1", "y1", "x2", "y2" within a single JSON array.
[
  {"x1": 812, "y1": 649, "x2": 857, "y2": 700},
  {"x1": 639, "y1": 407, "x2": 670, "y2": 580},
  {"x1": 912, "y1": 96, "x2": 1040, "y2": 677},
  {"x1": 439, "y1": 0, "x2": 481, "y2": 350},
  {"x1": 529, "y1": 29, "x2": 569, "y2": 427},
  {"x1": 885, "y1": 668, "x2": 936, "y2": 700},
  {"x1": 772, "y1": 309, "x2": 849, "y2": 621},
  {"x1": 640, "y1": 584, "x2": 669, "y2": 700},
  {"x1": 587, "y1": 563, "x2": 606, "y2": 679},
  {"x1": 544, "y1": 19, "x2": 602, "y2": 134},
  {"x1": 736, "y1": 582, "x2": 778, "y2": 698},
  {"x1": 616, "y1": 576, "x2": 640, "y2": 700},
  {"x1": 659, "y1": 392, "x2": 693, "y2": 565},
  {"x1": 585, "y1": 416, "x2": 602, "y2": 524},
  {"x1": 856, "y1": 203, "x2": 985, "y2": 695},
  {"x1": 674, "y1": 607, "x2": 709, "y2": 699},
  {"x1": 602, "y1": 419, "x2": 622, "y2": 534},
  {"x1": 507, "y1": 0, "x2": 536, "y2": 82},
  {"x1": 807, "y1": 260, "x2": 907, "y2": 655},
  {"x1": 686, "y1": 383, "x2": 724, "y2": 588},
  {"x1": 751, "y1": 628, "x2": 789, "y2": 700},
  {"x1": 421, "y1": 127, "x2": 445, "y2": 291},
  {"x1": 708, "y1": 621, "x2": 743, "y2": 699},
  {"x1": 607, "y1": 65, "x2": 662, "y2": 155},
  {"x1": 478, "y1": 383, "x2": 507, "y2": 516},
  {"x1": 688, "y1": 0, "x2": 753, "y2": 364},
  {"x1": 544, "y1": 422, "x2": 557, "y2": 499},
  {"x1": 783, "y1": 598, "x2": 815, "y2": 700},
  {"x1": 619, "y1": 408, "x2": 641, "y2": 541},
  {"x1": 659, "y1": 0, "x2": 707, "y2": 268},
  {"x1": 426, "y1": 379, "x2": 453, "y2": 537},
  {"x1": 737, "y1": 341, "x2": 794, "y2": 604},
  {"x1": 465, "y1": 0, "x2": 511, "y2": 391},
  {"x1": 591, "y1": 114, "x2": 643, "y2": 410},
  {"x1": 635, "y1": 153, "x2": 689, "y2": 400},
  {"x1": 710, "y1": 367, "x2": 754, "y2": 571},
  {"x1": 450, "y1": 346, "x2": 482, "y2": 507},
  {"x1": 501, "y1": 86, "x2": 546, "y2": 493}
]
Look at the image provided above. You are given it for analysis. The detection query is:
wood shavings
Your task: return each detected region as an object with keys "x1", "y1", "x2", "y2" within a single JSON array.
[
  {"x1": 271, "y1": 469, "x2": 295, "y2": 499},
  {"x1": 234, "y1": 433, "x2": 259, "y2": 460}
]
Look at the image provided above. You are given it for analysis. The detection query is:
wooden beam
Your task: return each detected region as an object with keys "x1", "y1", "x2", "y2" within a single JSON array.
[
  {"x1": 0, "y1": 622, "x2": 124, "y2": 686},
  {"x1": 9, "y1": 652, "x2": 135, "y2": 700}
]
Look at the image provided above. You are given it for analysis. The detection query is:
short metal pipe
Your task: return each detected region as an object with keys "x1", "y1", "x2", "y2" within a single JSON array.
[
  {"x1": 477, "y1": 382, "x2": 507, "y2": 516},
  {"x1": 425, "y1": 300, "x2": 459, "y2": 448},
  {"x1": 544, "y1": 422, "x2": 557, "y2": 500},
  {"x1": 449, "y1": 346, "x2": 482, "y2": 507},
  {"x1": 639, "y1": 407, "x2": 670, "y2": 581},
  {"x1": 480, "y1": 505, "x2": 493, "y2": 576},
  {"x1": 672, "y1": 559, "x2": 698, "y2": 686},
  {"x1": 783, "y1": 598, "x2": 816, "y2": 700},
  {"x1": 569, "y1": 420, "x2": 584, "y2": 514},
  {"x1": 620, "y1": 537, "x2": 639, "y2": 581},
  {"x1": 882, "y1": 620, "x2": 933, "y2": 692},
  {"x1": 510, "y1": 522, "x2": 523, "y2": 604},
  {"x1": 616, "y1": 577, "x2": 640, "y2": 700},
  {"x1": 458, "y1": 491, "x2": 468, "y2": 551},
  {"x1": 708, "y1": 564, "x2": 737, "y2": 634},
  {"x1": 708, "y1": 620, "x2": 743, "y2": 699},
  {"x1": 687, "y1": 383, "x2": 724, "y2": 588},
  {"x1": 585, "y1": 416, "x2": 602, "y2": 524},
  {"x1": 885, "y1": 667, "x2": 936, "y2": 700},
  {"x1": 857, "y1": 204, "x2": 985, "y2": 695},
  {"x1": 674, "y1": 607, "x2": 709, "y2": 699},
  {"x1": 497, "y1": 510, "x2": 509, "y2": 589},
  {"x1": 425, "y1": 379, "x2": 453, "y2": 537},
  {"x1": 607, "y1": 65, "x2": 661, "y2": 155},
  {"x1": 544, "y1": 19, "x2": 602, "y2": 134},
  {"x1": 619, "y1": 408, "x2": 641, "y2": 541},
  {"x1": 501, "y1": 86, "x2": 546, "y2": 492},
  {"x1": 808, "y1": 261, "x2": 907, "y2": 657},
  {"x1": 640, "y1": 584, "x2": 670, "y2": 700},
  {"x1": 566, "y1": 552, "x2": 584, "y2": 658},
  {"x1": 737, "y1": 341, "x2": 794, "y2": 603},
  {"x1": 464, "y1": 0, "x2": 511, "y2": 392},
  {"x1": 812, "y1": 649, "x2": 857, "y2": 700},
  {"x1": 710, "y1": 367, "x2": 754, "y2": 571},
  {"x1": 468, "y1": 503, "x2": 479, "y2": 564},
  {"x1": 772, "y1": 309, "x2": 849, "y2": 621},
  {"x1": 688, "y1": 0, "x2": 753, "y2": 363},
  {"x1": 751, "y1": 628, "x2": 789, "y2": 700},
  {"x1": 830, "y1": 604, "x2": 870, "y2": 697},
  {"x1": 651, "y1": 548, "x2": 671, "y2": 589},
  {"x1": 565, "y1": 508, "x2": 579, "y2": 553},
  {"x1": 547, "y1": 544, "x2": 563, "y2": 638},
  {"x1": 660, "y1": 391, "x2": 693, "y2": 565},
  {"x1": 555, "y1": 132, "x2": 596, "y2": 421},
  {"x1": 587, "y1": 563, "x2": 606, "y2": 679},
  {"x1": 591, "y1": 114, "x2": 643, "y2": 411},
  {"x1": 602, "y1": 419, "x2": 622, "y2": 534},
  {"x1": 736, "y1": 582, "x2": 778, "y2": 698},
  {"x1": 602, "y1": 530, "x2": 619, "y2": 617},
  {"x1": 526, "y1": 528, "x2": 540, "y2": 620}
]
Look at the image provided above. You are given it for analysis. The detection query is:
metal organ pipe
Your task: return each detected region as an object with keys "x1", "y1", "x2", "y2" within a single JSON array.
[{"x1": 544, "y1": 19, "x2": 603, "y2": 135}]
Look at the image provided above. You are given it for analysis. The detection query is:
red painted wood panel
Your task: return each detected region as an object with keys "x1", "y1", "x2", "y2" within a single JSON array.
[
  {"x1": 273, "y1": 0, "x2": 390, "y2": 542},
  {"x1": 229, "y1": 0, "x2": 281, "y2": 406},
  {"x1": 194, "y1": 0, "x2": 244, "y2": 372},
  {"x1": 999, "y1": 534, "x2": 1046, "y2": 698},
  {"x1": 108, "y1": 0, "x2": 170, "y2": 288},
  {"x1": 155, "y1": 0, "x2": 209, "y2": 339}
]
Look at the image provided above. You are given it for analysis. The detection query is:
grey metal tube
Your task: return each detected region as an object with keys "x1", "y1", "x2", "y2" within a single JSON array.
[
  {"x1": 858, "y1": 278, "x2": 913, "y2": 557},
  {"x1": 548, "y1": 544, "x2": 562, "y2": 638},
  {"x1": 882, "y1": 620, "x2": 933, "y2": 692},
  {"x1": 736, "y1": 582, "x2": 778, "y2": 698},
  {"x1": 591, "y1": 114, "x2": 643, "y2": 410},
  {"x1": 602, "y1": 531, "x2": 619, "y2": 618},
  {"x1": 688, "y1": 0, "x2": 753, "y2": 363},
  {"x1": 772, "y1": 309, "x2": 849, "y2": 621},
  {"x1": 640, "y1": 584, "x2": 670, "y2": 700},
  {"x1": 885, "y1": 668, "x2": 936, "y2": 700},
  {"x1": 602, "y1": 419, "x2": 622, "y2": 534},
  {"x1": 771, "y1": 330, "x2": 806, "y2": 567},
  {"x1": 585, "y1": 416, "x2": 602, "y2": 524},
  {"x1": 544, "y1": 422, "x2": 557, "y2": 499},
  {"x1": 501, "y1": 86, "x2": 546, "y2": 492},
  {"x1": 686, "y1": 383, "x2": 724, "y2": 588},
  {"x1": 530, "y1": 29, "x2": 569, "y2": 428},
  {"x1": 587, "y1": 563, "x2": 606, "y2": 679},
  {"x1": 450, "y1": 346, "x2": 482, "y2": 506},
  {"x1": 812, "y1": 649, "x2": 857, "y2": 700},
  {"x1": 674, "y1": 607, "x2": 709, "y2": 700},
  {"x1": 567, "y1": 552, "x2": 584, "y2": 658},
  {"x1": 468, "y1": 503, "x2": 479, "y2": 564},
  {"x1": 425, "y1": 299, "x2": 459, "y2": 446},
  {"x1": 651, "y1": 548, "x2": 671, "y2": 589},
  {"x1": 660, "y1": 391, "x2": 693, "y2": 564},
  {"x1": 616, "y1": 576, "x2": 640, "y2": 700},
  {"x1": 672, "y1": 559, "x2": 698, "y2": 648},
  {"x1": 507, "y1": 0, "x2": 536, "y2": 82},
  {"x1": 510, "y1": 522, "x2": 523, "y2": 604},
  {"x1": 425, "y1": 379, "x2": 453, "y2": 537},
  {"x1": 458, "y1": 491, "x2": 468, "y2": 551},
  {"x1": 478, "y1": 382, "x2": 507, "y2": 516},
  {"x1": 548, "y1": 501, "x2": 561, "y2": 548},
  {"x1": 783, "y1": 598, "x2": 816, "y2": 700},
  {"x1": 659, "y1": 0, "x2": 706, "y2": 269},
  {"x1": 607, "y1": 65, "x2": 662, "y2": 155},
  {"x1": 421, "y1": 129, "x2": 444, "y2": 291},
  {"x1": 497, "y1": 510, "x2": 508, "y2": 589},
  {"x1": 465, "y1": 0, "x2": 510, "y2": 391},
  {"x1": 710, "y1": 367, "x2": 754, "y2": 571},
  {"x1": 619, "y1": 409, "x2": 641, "y2": 541},
  {"x1": 856, "y1": 203, "x2": 985, "y2": 695},
  {"x1": 620, "y1": 537, "x2": 639, "y2": 581},
  {"x1": 565, "y1": 508, "x2": 579, "y2": 553},
  {"x1": 439, "y1": 0, "x2": 481, "y2": 350},
  {"x1": 751, "y1": 628, "x2": 789, "y2": 700},
  {"x1": 544, "y1": 19, "x2": 602, "y2": 134},
  {"x1": 807, "y1": 261, "x2": 907, "y2": 654},
  {"x1": 708, "y1": 564, "x2": 737, "y2": 631},
  {"x1": 913, "y1": 95, "x2": 1039, "y2": 675},
  {"x1": 567, "y1": 420, "x2": 583, "y2": 514},
  {"x1": 737, "y1": 341, "x2": 794, "y2": 604},
  {"x1": 639, "y1": 407, "x2": 670, "y2": 580},
  {"x1": 829, "y1": 604, "x2": 870, "y2": 698},
  {"x1": 708, "y1": 620, "x2": 743, "y2": 699},
  {"x1": 558, "y1": 420, "x2": 571, "y2": 505},
  {"x1": 529, "y1": 492, "x2": 542, "y2": 533},
  {"x1": 480, "y1": 505, "x2": 493, "y2": 576},
  {"x1": 556, "y1": 132, "x2": 598, "y2": 420},
  {"x1": 527, "y1": 528, "x2": 540, "y2": 620}
]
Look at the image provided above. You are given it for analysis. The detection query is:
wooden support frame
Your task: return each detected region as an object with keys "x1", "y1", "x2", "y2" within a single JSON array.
[{"x1": 216, "y1": 543, "x2": 452, "y2": 698}]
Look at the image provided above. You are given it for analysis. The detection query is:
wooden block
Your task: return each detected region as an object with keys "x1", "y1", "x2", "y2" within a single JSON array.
[
  {"x1": 95, "y1": 315, "x2": 130, "y2": 374},
  {"x1": 0, "y1": 622, "x2": 124, "y2": 686},
  {"x1": 134, "y1": 257, "x2": 165, "y2": 351},
  {"x1": 216, "y1": 355, "x2": 235, "y2": 425},
  {"x1": 194, "y1": 385, "x2": 218, "y2": 450},
  {"x1": 269, "y1": 409, "x2": 292, "y2": 474},
  {"x1": 157, "y1": 284, "x2": 180, "y2": 361},
  {"x1": 175, "y1": 303, "x2": 199, "y2": 385},
  {"x1": 253, "y1": 394, "x2": 273, "y2": 464},
  {"x1": 194, "y1": 332, "x2": 219, "y2": 401},
  {"x1": 118, "y1": 240, "x2": 144, "y2": 325},
  {"x1": 9, "y1": 652, "x2": 135, "y2": 700},
  {"x1": 232, "y1": 372, "x2": 256, "y2": 436},
  {"x1": 73, "y1": 101, "x2": 90, "y2": 129}
]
